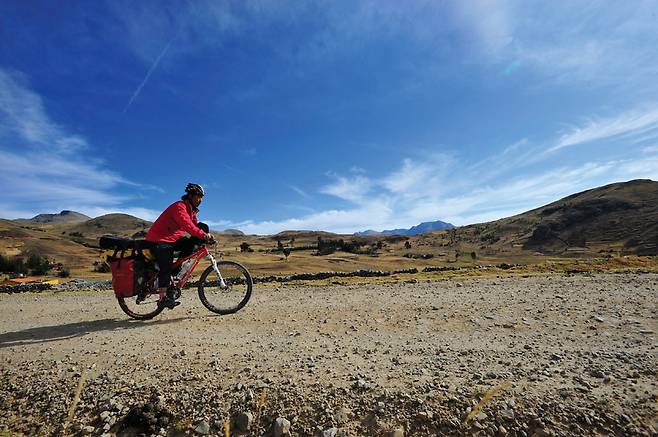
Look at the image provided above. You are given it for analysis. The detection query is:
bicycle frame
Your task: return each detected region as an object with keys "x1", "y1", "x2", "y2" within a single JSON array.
[{"x1": 170, "y1": 245, "x2": 225, "y2": 290}]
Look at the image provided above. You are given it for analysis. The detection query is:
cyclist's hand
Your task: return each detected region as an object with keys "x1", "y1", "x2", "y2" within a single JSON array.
[{"x1": 204, "y1": 234, "x2": 217, "y2": 245}]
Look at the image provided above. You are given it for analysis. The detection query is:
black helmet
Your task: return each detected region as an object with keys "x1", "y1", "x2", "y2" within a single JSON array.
[{"x1": 185, "y1": 183, "x2": 205, "y2": 196}]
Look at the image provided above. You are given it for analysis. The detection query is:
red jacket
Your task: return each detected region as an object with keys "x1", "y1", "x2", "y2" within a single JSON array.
[{"x1": 146, "y1": 200, "x2": 207, "y2": 243}]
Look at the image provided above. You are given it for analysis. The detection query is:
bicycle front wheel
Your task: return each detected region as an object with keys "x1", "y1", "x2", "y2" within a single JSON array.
[{"x1": 198, "y1": 261, "x2": 252, "y2": 315}]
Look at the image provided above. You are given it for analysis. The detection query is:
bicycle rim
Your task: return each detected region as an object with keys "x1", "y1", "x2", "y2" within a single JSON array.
[
  {"x1": 198, "y1": 261, "x2": 252, "y2": 315},
  {"x1": 118, "y1": 293, "x2": 164, "y2": 320}
]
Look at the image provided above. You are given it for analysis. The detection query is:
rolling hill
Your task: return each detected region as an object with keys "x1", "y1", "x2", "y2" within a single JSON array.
[
  {"x1": 14, "y1": 210, "x2": 90, "y2": 224},
  {"x1": 454, "y1": 179, "x2": 658, "y2": 256}
]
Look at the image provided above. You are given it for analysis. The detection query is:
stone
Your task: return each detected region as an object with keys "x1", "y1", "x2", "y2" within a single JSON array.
[
  {"x1": 334, "y1": 407, "x2": 351, "y2": 425},
  {"x1": 194, "y1": 420, "x2": 210, "y2": 435},
  {"x1": 273, "y1": 417, "x2": 291, "y2": 437},
  {"x1": 500, "y1": 409, "x2": 515, "y2": 420},
  {"x1": 234, "y1": 412, "x2": 253, "y2": 433},
  {"x1": 498, "y1": 425, "x2": 508, "y2": 436},
  {"x1": 322, "y1": 428, "x2": 338, "y2": 437},
  {"x1": 390, "y1": 428, "x2": 404, "y2": 437}
]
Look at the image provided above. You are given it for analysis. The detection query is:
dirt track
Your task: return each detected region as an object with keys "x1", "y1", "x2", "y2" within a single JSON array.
[{"x1": 1, "y1": 273, "x2": 657, "y2": 436}]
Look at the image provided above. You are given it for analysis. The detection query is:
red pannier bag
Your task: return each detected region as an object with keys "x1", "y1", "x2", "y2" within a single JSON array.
[
  {"x1": 109, "y1": 258, "x2": 137, "y2": 298},
  {"x1": 100, "y1": 235, "x2": 149, "y2": 298}
]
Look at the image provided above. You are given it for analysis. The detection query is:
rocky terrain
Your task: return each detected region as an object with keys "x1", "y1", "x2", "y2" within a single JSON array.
[{"x1": 0, "y1": 273, "x2": 656, "y2": 436}]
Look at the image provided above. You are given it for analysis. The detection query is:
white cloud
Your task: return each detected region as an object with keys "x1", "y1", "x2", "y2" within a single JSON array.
[
  {"x1": 382, "y1": 158, "x2": 432, "y2": 194},
  {"x1": 451, "y1": 0, "x2": 514, "y2": 59},
  {"x1": 0, "y1": 68, "x2": 157, "y2": 220},
  {"x1": 227, "y1": 152, "x2": 657, "y2": 235},
  {"x1": 449, "y1": 1, "x2": 658, "y2": 90},
  {"x1": 231, "y1": 200, "x2": 394, "y2": 235},
  {"x1": 549, "y1": 107, "x2": 658, "y2": 152},
  {"x1": 320, "y1": 175, "x2": 372, "y2": 203},
  {"x1": 0, "y1": 70, "x2": 87, "y2": 152}
]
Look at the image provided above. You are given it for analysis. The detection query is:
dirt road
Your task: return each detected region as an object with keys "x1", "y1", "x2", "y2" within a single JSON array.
[{"x1": 1, "y1": 273, "x2": 656, "y2": 436}]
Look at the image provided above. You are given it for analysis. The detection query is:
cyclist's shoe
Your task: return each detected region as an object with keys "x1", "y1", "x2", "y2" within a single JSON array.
[
  {"x1": 159, "y1": 286, "x2": 181, "y2": 309},
  {"x1": 159, "y1": 295, "x2": 180, "y2": 309}
]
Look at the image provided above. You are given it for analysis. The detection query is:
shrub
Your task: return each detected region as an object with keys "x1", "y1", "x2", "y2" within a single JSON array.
[
  {"x1": 25, "y1": 253, "x2": 52, "y2": 276},
  {"x1": 58, "y1": 268, "x2": 71, "y2": 278},
  {"x1": 316, "y1": 238, "x2": 377, "y2": 256},
  {"x1": 240, "y1": 242, "x2": 254, "y2": 253},
  {"x1": 93, "y1": 261, "x2": 111, "y2": 273}
]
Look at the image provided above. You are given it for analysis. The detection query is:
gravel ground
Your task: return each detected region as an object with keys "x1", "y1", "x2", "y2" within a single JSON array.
[{"x1": 0, "y1": 273, "x2": 656, "y2": 436}]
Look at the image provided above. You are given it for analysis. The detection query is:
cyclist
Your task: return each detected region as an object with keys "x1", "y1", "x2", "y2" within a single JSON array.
[{"x1": 146, "y1": 183, "x2": 216, "y2": 309}]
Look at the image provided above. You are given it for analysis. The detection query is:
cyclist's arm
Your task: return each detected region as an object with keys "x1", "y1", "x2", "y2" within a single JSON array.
[{"x1": 172, "y1": 202, "x2": 207, "y2": 239}]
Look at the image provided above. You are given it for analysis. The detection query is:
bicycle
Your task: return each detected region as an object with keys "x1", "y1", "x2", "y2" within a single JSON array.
[{"x1": 117, "y1": 242, "x2": 253, "y2": 320}]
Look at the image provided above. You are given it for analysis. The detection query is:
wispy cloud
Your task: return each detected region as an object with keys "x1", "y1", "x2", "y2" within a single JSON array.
[
  {"x1": 548, "y1": 107, "x2": 658, "y2": 153},
  {"x1": 106, "y1": 2, "x2": 658, "y2": 101},
  {"x1": 223, "y1": 104, "x2": 658, "y2": 234},
  {"x1": 0, "y1": 69, "x2": 87, "y2": 153},
  {"x1": 230, "y1": 153, "x2": 657, "y2": 235},
  {"x1": 450, "y1": 1, "x2": 658, "y2": 89},
  {"x1": 320, "y1": 174, "x2": 372, "y2": 203},
  {"x1": 0, "y1": 68, "x2": 156, "y2": 219},
  {"x1": 123, "y1": 36, "x2": 175, "y2": 113},
  {"x1": 290, "y1": 185, "x2": 310, "y2": 199}
]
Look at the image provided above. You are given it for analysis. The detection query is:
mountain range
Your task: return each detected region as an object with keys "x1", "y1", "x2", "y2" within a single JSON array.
[{"x1": 355, "y1": 220, "x2": 454, "y2": 236}]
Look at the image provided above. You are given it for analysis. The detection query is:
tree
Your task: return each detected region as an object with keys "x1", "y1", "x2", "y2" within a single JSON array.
[
  {"x1": 240, "y1": 242, "x2": 253, "y2": 253},
  {"x1": 282, "y1": 247, "x2": 291, "y2": 261},
  {"x1": 26, "y1": 253, "x2": 51, "y2": 276}
]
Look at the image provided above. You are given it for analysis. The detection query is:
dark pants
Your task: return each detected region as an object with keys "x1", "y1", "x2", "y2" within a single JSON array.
[{"x1": 150, "y1": 223, "x2": 208, "y2": 289}]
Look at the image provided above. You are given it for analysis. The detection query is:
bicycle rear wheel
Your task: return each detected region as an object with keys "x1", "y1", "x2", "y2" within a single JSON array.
[
  {"x1": 198, "y1": 261, "x2": 252, "y2": 315},
  {"x1": 118, "y1": 292, "x2": 164, "y2": 320}
]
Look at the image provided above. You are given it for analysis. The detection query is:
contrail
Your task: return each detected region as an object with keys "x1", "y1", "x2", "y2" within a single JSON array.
[{"x1": 123, "y1": 37, "x2": 175, "y2": 113}]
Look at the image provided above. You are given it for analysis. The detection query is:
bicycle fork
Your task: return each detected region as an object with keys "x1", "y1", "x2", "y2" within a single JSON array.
[{"x1": 207, "y1": 253, "x2": 228, "y2": 289}]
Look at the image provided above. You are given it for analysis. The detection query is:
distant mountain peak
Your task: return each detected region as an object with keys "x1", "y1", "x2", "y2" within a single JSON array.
[
  {"x1": 355, "y1": 220, "x2": 454, "y2": 236},
  {"x1": 17, "y1": 210, "x2": 91, "y2": 224}
]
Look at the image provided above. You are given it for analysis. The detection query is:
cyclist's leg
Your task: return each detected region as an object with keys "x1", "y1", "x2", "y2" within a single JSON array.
[
  {"x1": 152, "y1": 242, "x2": 175, "y2": 296},
  {"x1": 174, "y1": 237, "x2": 194, "y2": 259}
]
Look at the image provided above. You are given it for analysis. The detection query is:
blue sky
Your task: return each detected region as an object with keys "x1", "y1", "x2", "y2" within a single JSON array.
[{"x1": 1, "y1": 1, "x2": 657, "y2": 234}]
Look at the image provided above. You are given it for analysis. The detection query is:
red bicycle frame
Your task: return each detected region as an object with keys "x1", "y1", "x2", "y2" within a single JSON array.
[{"x1": 170, "y1": 245, "x2": 210, "y2": 289}]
